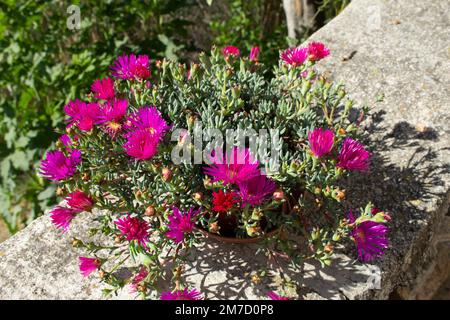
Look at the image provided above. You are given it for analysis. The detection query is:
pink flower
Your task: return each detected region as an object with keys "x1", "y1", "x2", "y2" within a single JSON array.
[
  {"x1": 59, "y1": 134, "x2": 72, "y2": 147},
  {"x1": 249, "y1": 46, "x2": 260, "y2": 61},
  {"x1": 123, "y1": 129, "x2": 159, "y2": 160},
  {"x1": 337, "y1": 137, "x2": 370, "y2": 171},
  {"x1": 40, "y1": 149, "x2": 81, "y2": 181},
  {"x1": 348, "y1": 211, "x2": 389, "y2": 262},
  {"x1": 307, "y1": 42, "x2": 330, "y2": 62},
  {"x1": 110, "y1": 54, "x2": 151, "y2": 80},
  {"x1": 308, "y1": 128, "x2": 334, "y2": 157},
  {"x1": 66, "y1": 191, "x2": 93, "y2": 212},
  {"x1": 64, "y1": 100, "x2": 102, "y2": 131},
  {"x1": 50, "y1": 206, "x2": 78, "y2": 232},
  {"x1": 130, "y1": 266, "x2": 149, "y2": 293},
  {"x1": 115, "y1": 215, "x2": 150, "y2": 246},
  {"x1": 204, "y1": 147, "x2": 261, "y2": 185},
  {"x1": 237, "y1": 175, "x2": 276, "y2": 206},
  {"x1": 79, "y1": 257, "x2": 101, "y2": 277},
  {"x1": 280, "y1": 47, "x2": 308, "y2": 66},
  {"x1": 98, "y1": 99, "x2": 128, "y2": 137},
  {"x1": 222, "y1": 46, "x2": 240, "y2": 57},
  {"x1": 160, "y1": 288, "x2": 203, "y2": 300},
  {"x1": 91, "y1": 77, "x2": 115, "y2": 100},
  {"x1": 166, "y1": 207, "x2": 200, "y2": 244},
  {"x1": 126, "y1": 107, "x2": 170, "y2": 140},
  {"x1": 267, "y1": 291, "x2": 290, "y2": 300}
]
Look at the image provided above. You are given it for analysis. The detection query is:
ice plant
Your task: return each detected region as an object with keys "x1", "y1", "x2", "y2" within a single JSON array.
[
  {"x1": 91, "y1": 77, "x2": 115, "y2": 100},
  {"x1": 348, "y1": 211, "x2": 389, "y2": 262},
  {"x1": 238, "y1": 175, "x2": 277, "y2": 206},
  {"x1": 222, "y1": 45, "x2": 240, "y2": 57},
  {"x1": 280, "y1": 46, "x2": 308, "y2": 66},
  {"x1": 337, "y1": 137, "x2": 370, "y2": 171},
  {"x1": 79, "y1": 257, "x2": 101, "y2": 277},
  {"x1": 110, "y1": 54, "x2": 151, "y2": 80},
  {"x1": 166, "y1": 207, "x2": 200, "y2": 244},
  {"x1": 130, "y1": 267, "x2": 149, "y2": 293},
  {"x1": 98, "y1": 99, "x2": 128, "y2": 137},
  {"x1": 204, "y1": 147, "x2": 261, "y2": 185},
  {"x1": 66, "y1": 191, "x2": 93, "y2": 212},
  {"x1": 123, "y1": 130, "x2": 159, "y2": 160},
  {"x1": 267, "y1": 291, "x2": 290, "y2": 300},
  {"x1": 50, "y1": 206, "x2": 78, "y2": 232},
  {"x1": 126, "y1": 106, "x2": 170, "y2": 140},
  {"x1": 249, "y1": 46, "x2": 260, "y2": 61},
  {"x1": 64, "y1": 100, "x2": 101, "y2": 131},
  {"x1": 40, "y1": 149, "x2": 81, "y2": 181},
  {"x1": 115, "y1": 215, "x2": 150, "y2": 246},
  {"x1": 308, "y1": 128, "x2": 335, "y2": 157},
  {"x1": 160, "y1": 288, "x2": 203, "y2": 300},
  {"x1": 43, "y1": 46, "x2": 390, "y2": 300},
  {"x1": 212, "y1": 190, "x2": 238, "y2": 212},
  {"x1": 307, "y1": 42, "x2": 330, "y2": 62}
]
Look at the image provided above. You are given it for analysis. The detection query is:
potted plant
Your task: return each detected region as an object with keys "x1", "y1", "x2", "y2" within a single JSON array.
[{"x1": 40, "y1": 43, "x2": 390, "y2": 300}]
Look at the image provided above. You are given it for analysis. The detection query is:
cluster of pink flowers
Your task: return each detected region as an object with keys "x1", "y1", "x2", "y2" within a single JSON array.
[
  {"x1": 222, "y1": 45, "x2": 260, "y2": 62},
  {"x1": 50, "y1": 191, "x2": 93, "y2": 232},
  {"x1": 280, "y1": 41, "x2": 330, "y2": 66},
  {"x1": 205, "y1": 147, "x2": 276, "y2": 210},
  {"x1": 123, "y1": 107, "x2": 170, "y2": 160},
  {"x1": 308, "y1": 128, "x2": 370, "y2": 171}
]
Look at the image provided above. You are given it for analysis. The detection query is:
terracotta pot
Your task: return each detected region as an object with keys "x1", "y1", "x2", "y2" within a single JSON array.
[{"x1": 196, "y1": 227, "x2": 280, "y2": 244}]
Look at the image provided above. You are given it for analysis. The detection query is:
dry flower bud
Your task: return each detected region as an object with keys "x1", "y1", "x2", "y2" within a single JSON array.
[
  {"x1": 145, "y1": 206, "x2": 155, "y2": 217},
  {"x1": 273, "y1": 190, "x2": 285, "y2": 201},
  {"x1": 162, "y1": 167, "x2": 172, "y2": 181},
  {"x1": 193, "y1": 192, "x2": 203, "y2": 201}
]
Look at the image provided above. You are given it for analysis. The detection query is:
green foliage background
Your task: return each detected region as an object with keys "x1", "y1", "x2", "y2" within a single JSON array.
[{"x1": 0, "y1": 0, "x2": 349, "y2": 234}]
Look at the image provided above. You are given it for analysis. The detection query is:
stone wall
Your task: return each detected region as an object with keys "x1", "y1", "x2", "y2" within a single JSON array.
[{"x1": 0, "y1": 0, "x2": 449, "y2": 300}]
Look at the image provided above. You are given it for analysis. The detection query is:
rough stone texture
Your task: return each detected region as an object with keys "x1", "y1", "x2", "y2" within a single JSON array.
[{"x1": 0, "y1": 0, "x2": 449, "y2": 300}]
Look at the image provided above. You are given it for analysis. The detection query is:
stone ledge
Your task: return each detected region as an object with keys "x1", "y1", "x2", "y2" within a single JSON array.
[{"x1": 0, "y1": 0, "x2": 449, "y2": 300}]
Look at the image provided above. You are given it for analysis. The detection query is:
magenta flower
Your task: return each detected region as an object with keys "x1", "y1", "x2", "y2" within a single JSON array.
[
  {"x1": 79, "y1": 257, "x2": 101, "y2": 277},
  {"x1": 337, "y1": 137, "x2": 370, "y2": 171},
  {"x1": 267, "y1": 291, "x2": 290, "y2": 300},
  {"x1": 204, "y1": 147, "x2": 261, "y2": 185},
  {"x1": 64, "y1": 100, "x2": 102, "y2": 131},
  {"x1": 123, "y1": 130, "x2": 159, "y2": 160},
  {"x1": 110, "y1": 54, "x2": 151, "y2": 80},
  {"x1": 249, "y1": 46, "x2": 260, "y2": 61},
  {"x1": 50, "y1": 206, "x2": 78, "y2": 232},
  {"x1": 348, "y1": 211, "x2": 389, "y2": 262},
  {"x1": 66, "y1": 191, "x2": 93, "y2": 212},
  {"x1": 160, "y1": 288, "x2": 203, "y2": 300},
  {"x1": 130, "y1": 266, "x2": 149, "y2": 293},
  {"x1": 222, "y1": 46, "x2": 240, "y2": 57},
  {"x1": 166, "y1": 207, "x2": 200, "y2": 244},
  {"x1": 91, "y1": 77, "x2": 115, "y2": 100},
  {"x1": 238, "y1": 175, "x2": 276, "y2": 206},
  {"x1": 126, "y1": 107, "x2": 170, "y2": 140},
  {"x1": 280, "y1": 47, "x2": 308, "y2": 66},
  {"x1": 115, "y1": 215, "x2": 150, "y2": 246},
  {"x1": 40, "y1": 149, "x2": 81, "y2": 181},
  {"x1": 307, "y1": 42, "x2": 330, "y2": 62},
  {"x1": 98, "y1": 99, "x2": 128, "y2": 137},
  {"x1": 59, "y1": 134, "x2": 72, "y2": 147},
  {"x1": 308, "y1": 128, "x2": 334, "y2": 157}
]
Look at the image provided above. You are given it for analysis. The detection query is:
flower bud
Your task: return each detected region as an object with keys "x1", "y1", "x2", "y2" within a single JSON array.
[
  {"x1": 273, "y1": 190, "x2": 285, "y2": 202},
  {"x1": 246, "y1": 225, "x2": 261, "y2": 237},
  {"x1": 162, "y1": 167, "x2": 172, "y2": 182},
  {"x1": 324, "y1": 243, "x2": 333, "y2": 253},
  {"x1": 99, "y1": 270, "x2": 106, "y2": 279},
  {"x1": 145, "y1": 206, "x2": 155, "y2": 217},
  {"x1": 251, "y1": 274, "x2": 261, "y2": 285},
  {"x1": 193, "y1": 192, "x2": 203, "y2": 201},
  {"x1": 114, "y1": 235, "x2": 122, "y2": 244},
  {"x1": 56, "y1": 186, "x2": 65, "y2": 196},
  {"x1": 209, "y1": 221, "x2": 220, "y2": 233},
  {"x1": 82, "y1": 173, "x2": 90, "y2": 181},
  {"x1": 72, "y1": 238, "x2": 83, "y2": 248}
]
